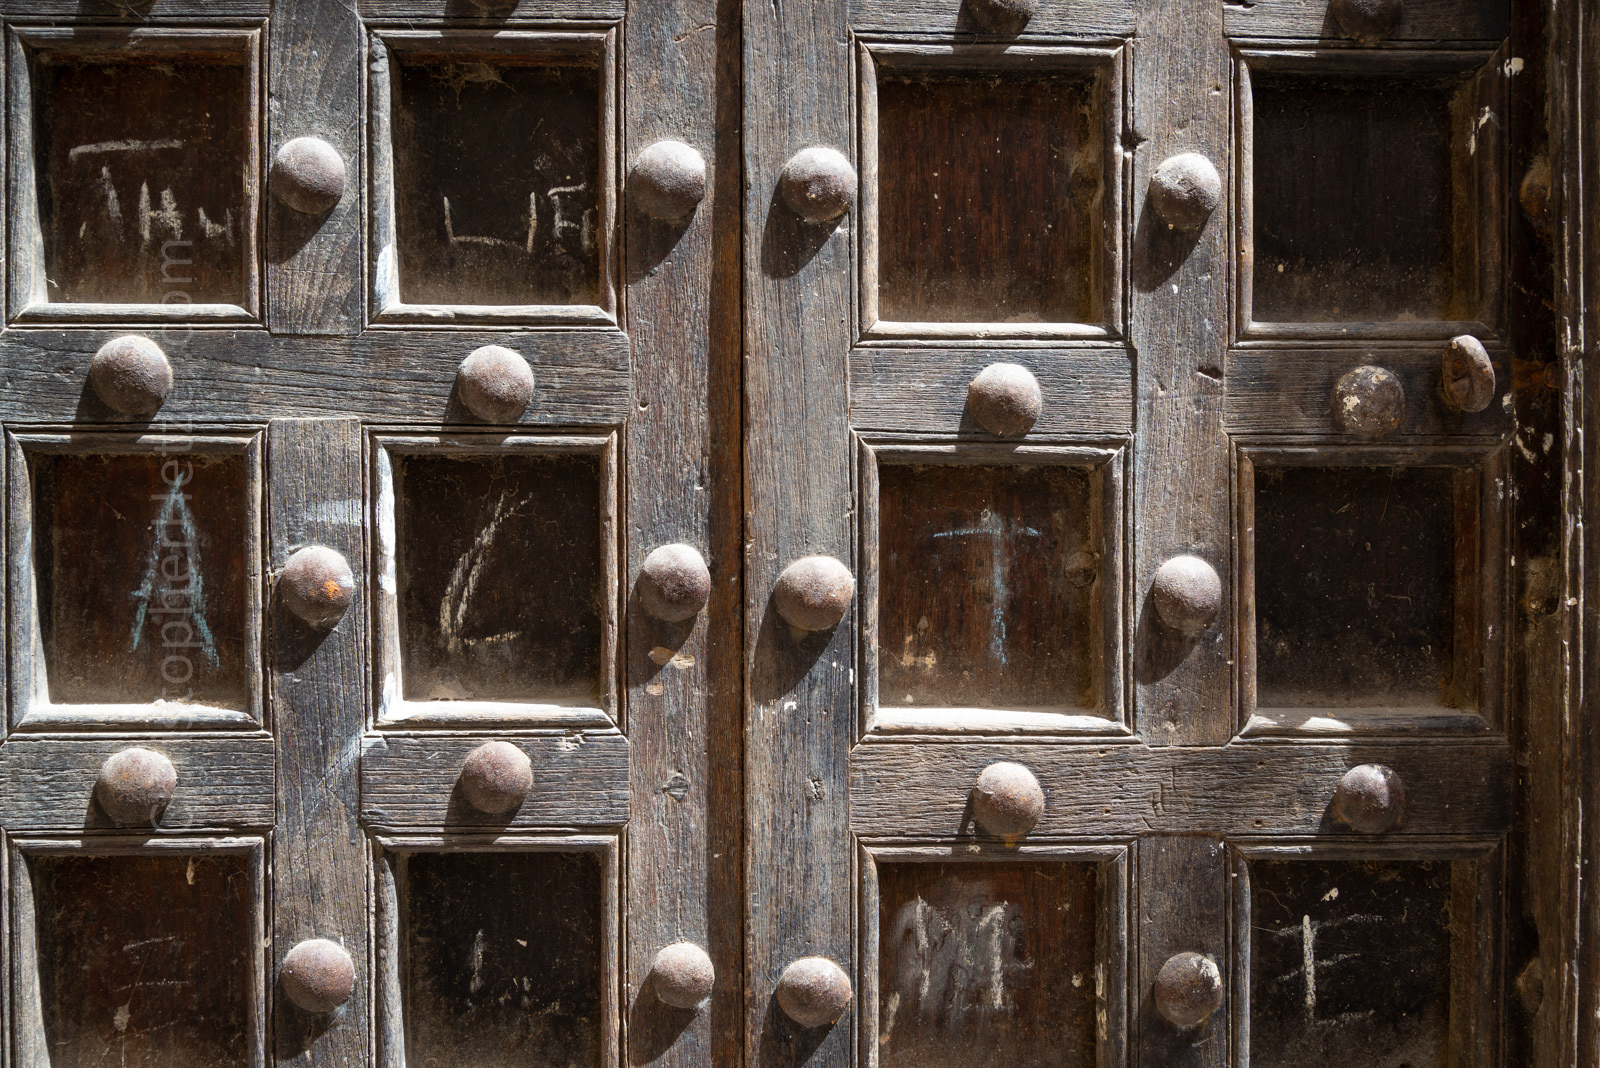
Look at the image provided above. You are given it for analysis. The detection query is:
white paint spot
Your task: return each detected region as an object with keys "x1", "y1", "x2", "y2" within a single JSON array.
[
  {"x1": 1504, "y1": 57, "x2": 1525, "y2": 76},
  {"x1": 1321, "y1": 887, "x2": 1340, "y2": 903},
  {"x1": 113, "y1": 1004, "x2": 131, "y2": 1032}
]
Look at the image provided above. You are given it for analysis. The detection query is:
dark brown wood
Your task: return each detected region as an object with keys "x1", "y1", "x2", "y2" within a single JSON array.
[
  {"x1": 1223, "y1": 0, "x2": 1509, "y2": 41},
  {"x1": 268, "y1": 418, "x2": 368, "y2": 1068},
  {"x1": 848, "y1": 0, "x2": 1134, "y2": 38},
  {"x1": 1137, "y1": 837, "x2": 1228, "y2": 1068},
  {"x1": 873, "y1": 858, "x2": 1099, "y2": 1067}
]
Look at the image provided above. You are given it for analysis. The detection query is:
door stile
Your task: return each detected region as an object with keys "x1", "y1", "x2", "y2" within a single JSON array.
[
  {"x1": 743, "y1": 0, "x2": 856, "y2": 1062},
  {"x1": 267, "y1": 417, "x2": 370, "y2": 1067},
  {"x1": 621, "y1": 0, "x2": 740, "y2": 1064}
]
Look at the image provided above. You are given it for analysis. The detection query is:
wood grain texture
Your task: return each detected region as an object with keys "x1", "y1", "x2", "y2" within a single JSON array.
[
  {"x1": 1129, "y1": 0, "x2": 1232, "y2": 746},
  {"x1": 849, "y1": 347, "x2": 1132, "y2": 437},
  {"x1": 848, "y1": 0, "x2": 1134, "y2": 37},
  {"x1": 1136, "y1": 837, "x2": 1228, "y2": 1068},
  {"x1": 622, "y1": 0, "x2": 740, "y2": 1063},
  {"x1": 267, "y1": 418, "x2": 368, "y2": 1067},
  {"x1": 358, "y1": 0, "x2": 623, "y2": 18},
  {"x1": 1223, "y1": 0, "x2": 1509, "y2": 41},
  {"x1": 0, "y1": 734, "x2": 273, "y2": 830},
  {"x1": 849, "y1": 740, "x2": 1513, "y2": 839},
  {"x1": 1225, "y1": 346, "x2": 1512, "y2": 437},
  {"x1": 266, "y1": 0, "x2": 362, "y2": 334},
  {"x1": 0, "y1": 0, "x2": 265, "y2": 13},
  {"x1": 360, "y1": 733, "x2": 630, "y2": 829},
  {"x1": 0, "y1": 328, "x2": 629, "y2": 424},
  {"x1": 744, "y1": 0, "x2": 856, "y2": 1056}
]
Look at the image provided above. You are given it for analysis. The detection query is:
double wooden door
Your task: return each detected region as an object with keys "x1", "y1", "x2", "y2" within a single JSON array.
[{"x1": 0, "y1": 0, "x2": 1571, "y2": 1064}]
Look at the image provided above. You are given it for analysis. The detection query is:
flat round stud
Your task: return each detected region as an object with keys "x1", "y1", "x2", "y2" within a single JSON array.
[
  {"x1": 775, "y1": 956, "x2": 853, "y2": 1028},
  {"x1": 459, "y1": 741, "x2": 534, "y2": 815},
  {"x1": 779, "y1": 147, "x2": 857, "y2": 223},
  {"x1": 650, "y1": 942, "x2": 716, "y2": 1009},
  {"x1": 456, "y1": 345, "x2": 535, "y2": 424},
  {"x1": 95, "y1": 747, "x2": 177, "y2": 826},
  {"x1": 279, "y1": 546, "x2": 356, "y2": 628},
  {"x1": 1333, "y1": 764, "x2": 1406, "y2": 833},
  {"x1": 280, "y1": 938, "x2": 356, "y2": 1014},
  {"x1": 772, "y1": 556, "x2": 855, "y2": 631},
  {"x1": 1149, "y1": 153, "x2": 1223, "y2": 233},
  {"x1": 1330, "y1": 0, "x2": 1403, "y2": 42},
  {"x1": 1332, "y1": 365, "x2": 1405, "y2": 438},
  {"x1": 967, "y1": 363, "x2": 1043, "y2": 437},
  {"x1": 271, "y1": 137, "x2": 347, "y2": 215},
  {"x1": 1154, "y1": 952, "x2": 1224, "y2": 1028},
  {"x1": 639, "y1": 543, "x2": 712, "y2": 622},
  {"x1": 1442, "y1": 335, "x2": 1495, "y2": 414},
  {"x1": 90, "y1": 335, "x2": 172, "y2": 416},
  {"x1": 631, "y1": 140, "x2": 708, "y2": 221},
  {"x1": 1151, "y1": 555, "x2": 1223, "y2": 634},
  {"x1": 972, "y1": 761, "x2": 1045, "y2": 838}
]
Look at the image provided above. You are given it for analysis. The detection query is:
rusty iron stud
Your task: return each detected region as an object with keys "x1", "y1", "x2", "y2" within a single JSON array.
[
  {"x1": 279, "y1": 545, "x2": 356, "y2": 628},
  {"x1": 89, "y1": 335, "x2": 172, "y2": 416},
  {"x1": 280, "y1": 938, "x2": 356, "y2": 1013},
  {"x1": 270, "y1": 137, "x2": 346, "y2": 215},
  {"x1": 1154, "y1": 952, "x2": 1224, "y2": 1028},
  {"x1": 650, "y1": 942, "x2": 716, "y2": 1009},
  {"x1": 639, "y1": 543, "x2": 712, "y2": 623},
  {"x1": 1442, "y1": 335, "x2": 1496, "y2": 414},
  {"x1": 968, "y1": 363, "x2": 1043, "y2": 437},
  {"x1": 95, "y1": 747, "x2": 177, "y2": 825},
  {"x1": 456, "y1": 345, "x2": 535, "y2": 424},
  {"x1": 972, "y1": 761, "x2": 1045, "y2": 838},
  {"x1": 1521, "y1": 156, "x2": 1552, "y2": 240},
  {"x1": 459, "y1": 741, "x2": 534, "y2": 815},
  {"x1": 1330, "y1": 0, "x2": 1403, "y2": 42},
  {"x1": 779, "y1": 147, "x2": 857, "y2": 223},
  {"x1": 1149, "y1": 153, "x2": 1223, "y2": 233},
  {"x1": 631, "y1": 140, "x2": 708, "y2": 221},
  {"x1": 967, "y1": 0, "x2": 1039, "y2": 32},
  {"x1": 772, "y1": 555, "x2": 855, "y2": 631},
  {"x1": 775, "y1": 956, "x2": 853, "y2": 1028},
  {"x1": 1333, "y1": 764, "x2": 1406, "y2": 833},
  {"x1": 1332, "y1": 365, "x2": 1405, "y2": 438},
  {"x1": 1152, "y1": 555, "x2": 1223, "y2": 634}
]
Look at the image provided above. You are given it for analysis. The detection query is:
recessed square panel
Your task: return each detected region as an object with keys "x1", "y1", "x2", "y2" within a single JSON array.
[
  {"x1": 1249, "y1": 858, "x2": 1452, "y2": 1068},
  {"x1": 29, "y1": 46, "x2": 253, "y2": 306},
  {"x1": 875, "y1": 66, "x2": 1105, "y2": 325},
  {"x1": 32, "y1": 450, "x2": 253, "y2": 709},
  {"x1": 877, "y1": 861, "x2": 1099, "y2": 1068},
  {"x1": 395, "y1": 452, "x2": 604, "y2": 705},
  {"x1": 402, "y1": 851, "x2": 604, "y2": 1067},
  {"x1": 27, "y1": 851, "x2": 257, "y2": 1068},
  {"x1": 1248, "y1": 65, "x2": 1472, "y2": 326},
  {"x1": 877, "y1": 461, "x2": 1108, "y2": 716},
  {"x1": 1252, "y1": 465, "x2": 1462, "y2": 710},
  {"x1": 391, "y1": 51, "x2": 602, "y2": 307}
]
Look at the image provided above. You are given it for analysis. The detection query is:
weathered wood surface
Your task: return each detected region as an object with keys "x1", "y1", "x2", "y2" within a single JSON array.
[
  {"x1": 850, "y1": 741, "x2": 1513, "y2": 839},
  {"x1": 744, "y1": 0, "x2": 856, "y2": 1055},
  {"x1": 622, "y1": 0, "x2": 741, "y2": 1063},
  {"x1": 848, "y1": 0, "x2": 1134, "y2": 38},
  {"x1": 1137, "y1": 837, "x2": 1228, "y2": 1068},
  {"x1": 1223, "y1": 0, "x2": 1509, "y2": 41},
  {"x1": 360, "y1": 733, "x2": 630, "y2": 829},
  {"x1": 850, "y1": 347, "x2": 1132, "y2": 437},
  {"x1": 1130, "y1": 0, "x2": 1232, "y2": 746},
  {"x1": 266, "y1": 0, "x2": 362, "y2": 334},
  {"x1": 0, "y1": 735, "x2": 273, "y2": 830},
  {"x1": 268, "y1": 418, "x2": 368, "y2": 1066},
  {"x1": 359, "y1": 0, "x2": 624, "y2": 18},
  {"x1": 13, "y1": 844, "x2": 264, "y2": 1068},
  {"x1": 1225, "y1": 347, "x2": 1511, "y2": 437},
  {"x1": 0, "y1": 329, "x2": 629, "y2": 424}
]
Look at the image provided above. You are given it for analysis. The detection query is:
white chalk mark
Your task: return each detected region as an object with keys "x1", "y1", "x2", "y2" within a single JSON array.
[
  {"x1": 137, "y1": 183, "x2": 183, "y2": 246},
  {"x1": 69, "y1": 138, "x2": 182, "y2": 161},
  {"x1": 95, "y1": 165, "x2": 123, "y2": 229},
  {"x1": 1302, "y1": 913, "x2": 1316, "y2": 1011}
]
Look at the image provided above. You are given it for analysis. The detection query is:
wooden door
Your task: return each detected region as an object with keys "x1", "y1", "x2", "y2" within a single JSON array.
[
  {"x1": 0, "y1": 0, "x2": 736, "y2": 1066},
  {"x1": 743, "y1": 0, "x2": 1560, "y2": 1066}
]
